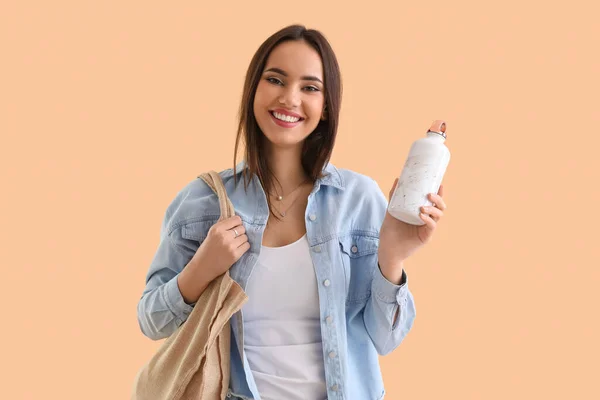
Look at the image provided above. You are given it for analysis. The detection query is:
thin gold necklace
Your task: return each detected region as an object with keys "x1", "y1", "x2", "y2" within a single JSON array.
[
  {"x1": 271, "y1": 178, "x2": 308, "y2": 202},
  {"x1": 272, "y1": 189, "x2": 305, "y2": 218},
  {"x1": 270, "y1": 179, "x2": 309, "y2": 218}
]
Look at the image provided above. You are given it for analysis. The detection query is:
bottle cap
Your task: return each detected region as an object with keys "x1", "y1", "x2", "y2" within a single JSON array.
[{"x1": 427, "y1": 120, "x2": 447, "y2": 139}]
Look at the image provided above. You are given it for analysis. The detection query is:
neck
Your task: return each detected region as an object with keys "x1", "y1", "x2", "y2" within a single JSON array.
[{"x1": 265, "y1": 144, "x2": 309, "y2": 194}]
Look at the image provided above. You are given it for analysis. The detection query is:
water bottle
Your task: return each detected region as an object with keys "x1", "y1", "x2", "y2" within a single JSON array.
[{"x1": 388, "y1": 120, "x2": 450, "y2": 225}]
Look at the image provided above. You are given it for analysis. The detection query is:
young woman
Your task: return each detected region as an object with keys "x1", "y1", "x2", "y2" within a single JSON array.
[{"x1": 137, "y1": 24, "x2": 447, "y2": 400}]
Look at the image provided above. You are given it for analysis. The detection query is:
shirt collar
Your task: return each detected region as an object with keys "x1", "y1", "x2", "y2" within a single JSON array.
[{"x1": 223, "y1": 160, "x2": 345, "y2": 191}]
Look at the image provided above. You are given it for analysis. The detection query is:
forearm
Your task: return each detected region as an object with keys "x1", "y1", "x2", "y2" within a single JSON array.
[
  {"x1": 379, "y1": 260, "x2": 405, "y2": 285},
  {"x1": 363, "y1": 264, "x2": 416, "y2": 355},
  {"x1": 177, "y1": 260, "x2": 216, "y2": 305},
  {"x1": 137, "y1": 273, "x2": 195, "y2": 340},
  {"x1": 378, "y1": 261, "x2": 405, "y2": 325},
  {"x1": 137, "y1": 227, "x2": 210, "y2": 340},
  {"x1": 138, "y1": 261, "x2": 218, "y2": 340}
]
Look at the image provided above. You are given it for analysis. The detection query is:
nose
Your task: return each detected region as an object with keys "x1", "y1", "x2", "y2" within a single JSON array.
[{"x1": 278, "y1": 86, "x2": 301, "y2": 108}]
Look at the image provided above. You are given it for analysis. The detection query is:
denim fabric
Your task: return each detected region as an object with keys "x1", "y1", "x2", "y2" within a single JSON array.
[{"x1": 137, "y1": 161, "x2": 416, "y2": 400}]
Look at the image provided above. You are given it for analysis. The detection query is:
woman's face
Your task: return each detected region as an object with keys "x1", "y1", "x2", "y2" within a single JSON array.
[{"x1": 253, "y1": 40, "x2": 326, "y2": 151}]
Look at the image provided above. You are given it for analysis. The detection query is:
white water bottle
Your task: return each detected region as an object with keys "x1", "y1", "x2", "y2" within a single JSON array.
[{"x1": 388, "y1": 120, "x2": 450, "y2": 225}]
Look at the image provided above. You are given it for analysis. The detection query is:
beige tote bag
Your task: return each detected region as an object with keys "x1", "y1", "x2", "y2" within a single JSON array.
[{"x1": 131, "y1": 171, "x2": 248, "y2": 400}]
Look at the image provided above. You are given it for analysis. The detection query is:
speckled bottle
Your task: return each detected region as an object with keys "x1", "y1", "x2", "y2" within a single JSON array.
[{"x1": 388, "y1": 120, "x2": 451, "y2": 225}]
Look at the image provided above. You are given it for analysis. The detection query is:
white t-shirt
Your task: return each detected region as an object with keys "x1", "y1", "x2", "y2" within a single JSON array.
[{"x1": 242, "y1": 233, "x2": 327, "y2": 400}]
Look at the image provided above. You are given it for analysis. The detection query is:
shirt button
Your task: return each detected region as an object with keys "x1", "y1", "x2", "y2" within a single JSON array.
[
  {"x1": 323, "y1": 279, "x2": 331, "y2": 287},
  {"x1": 328, "y1": 351, "x2": 336, "y2": 359},
  {"x1": 314, "y1": 245, "x2": 322, "y2": 253},
  {"x1": 351, "y1": 245, "x2": 358, "y2": 253},
  {"x1": 309, "y1": 214, "x2": 317, "y2": 221},
  {"x1": 331, "y1": 384, "x2": 339, "y2": 391},
  {"x1": 326, "y1": 316, "x2": 333, "y2": 324}
]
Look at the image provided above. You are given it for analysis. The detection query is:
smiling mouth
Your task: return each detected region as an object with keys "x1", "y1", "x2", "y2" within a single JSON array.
[{"x1": 269, "y1": 111, "x2": 304, "y2": 123}]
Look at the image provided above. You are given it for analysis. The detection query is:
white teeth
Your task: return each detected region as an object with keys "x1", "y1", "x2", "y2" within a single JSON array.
[{"x1": 273, "y1": 112, "x2": 300, "y2": 123}]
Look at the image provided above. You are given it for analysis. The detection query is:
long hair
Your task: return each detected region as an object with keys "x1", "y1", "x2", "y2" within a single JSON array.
[{"x1": 233, "y1": 24, "x2": 342, "y2": 218}]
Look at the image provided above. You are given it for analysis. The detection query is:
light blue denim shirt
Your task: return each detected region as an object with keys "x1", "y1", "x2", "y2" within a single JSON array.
[{"x1": 137, "y1": 162, "x2": 416, "y2": 400}]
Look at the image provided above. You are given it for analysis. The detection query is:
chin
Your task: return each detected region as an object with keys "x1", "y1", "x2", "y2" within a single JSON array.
[
  {"x1": 262, "y1": 132, "x2": 306, "y2": 149},
  {"x1": 259, "y1": 124, "x2": 312, "y2": 150}
]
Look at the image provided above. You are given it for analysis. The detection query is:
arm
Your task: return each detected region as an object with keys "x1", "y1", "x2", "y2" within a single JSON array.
[
  {"x1": 136, "y1": 182, "x2": 210, "y2": 341},
  {"x1": 361, "y1": 177, "x2": 417, "y2": 355},
  {"x1": 363, "y1": 262, "x2": 416, "y2": 355},
  {"x1": 136, "y1": 229, "x2": 200, "y2": 340},
  {"x1": 136, "y1": 181, "x2": 248, "y2": 341},
  {"x1": 363, "y1": 172, "x2": 447, "y2": 354}
]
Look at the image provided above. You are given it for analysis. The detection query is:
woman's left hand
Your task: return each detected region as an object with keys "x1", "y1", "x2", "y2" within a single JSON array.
[{"x1": 377, "y1": 178, "x2": 447, "y2": 281}]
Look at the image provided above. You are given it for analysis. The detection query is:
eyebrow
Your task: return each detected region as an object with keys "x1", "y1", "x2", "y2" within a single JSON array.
[{"x1": 264, "y1": 67, "x2": 323, "y2": 84}]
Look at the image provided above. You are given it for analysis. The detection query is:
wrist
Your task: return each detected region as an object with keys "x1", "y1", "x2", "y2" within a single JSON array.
[
  {"x1": 378, "y1": 260, "x2": 405, "y2": 285},
  {"x1": 178, "y1": 261, "x2": 215, "y2": 304}
]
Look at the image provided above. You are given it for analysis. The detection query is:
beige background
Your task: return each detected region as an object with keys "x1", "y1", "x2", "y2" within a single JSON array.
[{"x1": 2, "y1": 1, "x2": 599, "y2": 399}]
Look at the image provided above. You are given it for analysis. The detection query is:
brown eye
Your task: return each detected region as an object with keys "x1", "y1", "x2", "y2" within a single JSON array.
[{"x1": 266, "y1": 77, "x2": 283, "y2": 85}]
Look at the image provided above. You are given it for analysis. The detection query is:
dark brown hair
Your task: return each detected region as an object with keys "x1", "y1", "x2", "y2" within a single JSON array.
[{"x1": 233, "y1": 24, "x2": 342, "y2": 218}]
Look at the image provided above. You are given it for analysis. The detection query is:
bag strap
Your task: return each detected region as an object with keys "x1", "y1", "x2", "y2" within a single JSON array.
[{"x1": 197, "y1": 171, "x2": 235, "y2": 220}]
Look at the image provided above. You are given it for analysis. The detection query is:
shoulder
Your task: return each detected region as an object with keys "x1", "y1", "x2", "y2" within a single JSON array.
[
  {"x1": 160, "y1": 166, "x2": 241, "y2": 235},
  {"x1": 337, "y1": 167, "x2": 382, "y2": 192},
  {"x1": 323, "y1": 164, "x2": 389, "y2": 230},
  {"x1": 329, "y1": 165, "x2": 387, "y2": 206}
]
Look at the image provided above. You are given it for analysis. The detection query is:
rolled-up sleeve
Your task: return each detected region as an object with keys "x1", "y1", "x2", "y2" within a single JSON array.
[
  {"x1": 137, "y1": 229, "x2": 197, "y2": 340},
  {"x1": 363, "y1": 264, "x2": 416, "y2": 355}
]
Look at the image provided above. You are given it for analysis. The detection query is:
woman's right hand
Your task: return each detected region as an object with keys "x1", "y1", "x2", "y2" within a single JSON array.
[
  {"x1": 189, "y1": 215, "x2": 250, "y2": 280},
  {"x1": 177, "y1": 215, "x2": 249, "y2": 305}
]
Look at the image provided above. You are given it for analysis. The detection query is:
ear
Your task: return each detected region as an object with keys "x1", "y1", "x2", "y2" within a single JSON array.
[{"x1": 321, "y1": 105, "x2": 328, "y2": 121}]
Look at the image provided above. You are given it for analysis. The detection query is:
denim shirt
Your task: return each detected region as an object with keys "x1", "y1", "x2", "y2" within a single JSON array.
[{"x1": 137, "y1": 162, "x2": 417, "y2": 400}]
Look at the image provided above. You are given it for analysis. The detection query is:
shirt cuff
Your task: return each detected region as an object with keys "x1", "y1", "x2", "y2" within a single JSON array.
[
  {"x1": 164, "y1": 274, "x2": 195, "y2": 322},
  {"x1": 372, "y1": 263, "x2": 408, "y2": 304}
]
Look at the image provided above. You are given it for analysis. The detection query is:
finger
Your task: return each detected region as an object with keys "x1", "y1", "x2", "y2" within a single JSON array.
[
  {"x1": 218, "y1": 215, "x2": 243, "y2": 231},
  {"x1": 223, "y1": 225, "x2": 246, "y2": 244},
  {"x1": 388, "y1": 178, "x2": 399, "y2": 200},
  {"x1": 233, "y1": 241, "x2": 251, "y2": 260},
  {"x1": 228, "y1": 224, "x2": 246, "y2": 237},
  {"x1": 438, "y1": 184, "x2": 444, "y2": 197},
  {"x1": 231, "y1": 233, "x2": 248, "y2": 248},
  {"x1": 421, "y1": 205, "x2": 443, "y2": 221},
  {"x1": 420, "y1": 212, "x2": 437, "y2": 230},
  {"x1": 428, "y1": 193, "x2": 447, "y2": 211}
]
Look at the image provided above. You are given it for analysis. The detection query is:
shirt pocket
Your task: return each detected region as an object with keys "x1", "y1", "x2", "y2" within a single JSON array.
[
  {"x1": 338, "y1": 234, "x2": 379, "y2": 304},
  {"x1": 180, "y1": 220, "x2": 214, "y2": 243}
]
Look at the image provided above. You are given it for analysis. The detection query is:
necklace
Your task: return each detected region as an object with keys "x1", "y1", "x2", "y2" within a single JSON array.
[
  {"x1": 270, "y1": 179, "x2": 309, "y2": 218},
  {"x1": 271, "y1": 178, "x2": 308, "y2": 202},
  {"x1": 272, "y1": 190, "x2": 304, "y2": 218}
]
